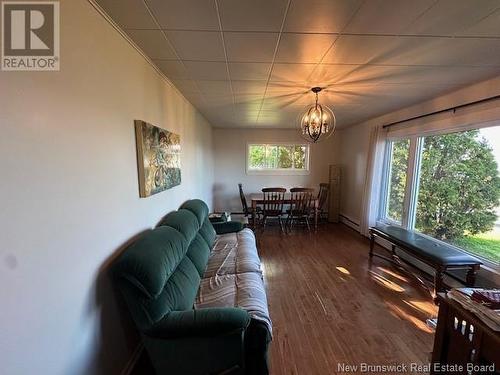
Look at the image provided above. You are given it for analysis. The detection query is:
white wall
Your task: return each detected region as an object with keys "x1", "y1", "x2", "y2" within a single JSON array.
[
  {"x1": 338, "y1": 76, "x2": 500, "y2": 225},
  {"x1": 0, "y1": 1, "x2": 214, "y2": 374},
  {"x1": 213, "y1": 128, "x2": 339, "y2": 212}
]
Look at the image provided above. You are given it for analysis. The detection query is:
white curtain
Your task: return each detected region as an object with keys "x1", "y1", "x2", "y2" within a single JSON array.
[{"x1": 359, "y1": 125, "x2": 387, "y2": 236}]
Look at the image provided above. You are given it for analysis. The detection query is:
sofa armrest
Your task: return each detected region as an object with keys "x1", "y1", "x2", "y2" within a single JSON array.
[
  {"x1": 145, "y1": 308, "x2": 250, "y2": 339},
  {"x1": 212, "y1": 221, "x2": 244, "y2": 234}
]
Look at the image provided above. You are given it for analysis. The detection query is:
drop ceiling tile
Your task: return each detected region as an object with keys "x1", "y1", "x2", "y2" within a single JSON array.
[
  {"x1": 205, "y1": 114, "x2": 236, "y2": 127},
  {"x1": 257, "y1": 110, "x2": 296, "y2": 127},
  {"x1": 404, "y1": 0, "x2": 500, "y2": 36},
  {"x1": 171, "y1": 79, "x2": 200, "y2": 94},
  {"x1": 328, "y1": 65, "x2": 500, "y2": 86},
  {"x1": 225, "y1": 32, "x2": 279, "y2": 62},
  {"x1": 257, "y1": 111, "x2": 283, "y2": 119},
  {"x1": 181, "y1": 91, "x2": 206, "y2": 106},
  {"x1": 195, "y1": 80, "x2": 233, "y2": 95},
  {"x1": 457, "y1": 9, "x2": 500, "y2": 37},
  {"x1": 265, "y1": 81, "x2": 311, "y2": 96},
  {"x1": 146, "y1": 0, "x2": 219, "y2": 30},
  {"x1": 154, "y1": 60, "x2": 190, "y2": 80},
  {"x1": 271, "y1": 63, "x2": 317, "y2": 82},
  {"x1": 321, "y1": 35, "x2": 484, "y2": 66},
  {"x1": 218, "y1": 0, "x2": 288, "y2": 32},
  {"x1": 261, "y1": 96, "x2": 308, "y2": 111},
  {"x1": 284, "y1": 0, "x2": 363, "y2": 33},
  {"x1": 234, "y1": 93, "x2": 263, "y2": 106},
  {"x1": 231, "y1": 80, "x2": 267, "y2": 94},
  {"x1": 96, "y1": 0, "x2": 157, "y2": 29},
  {"x1": 199, "y1": 98, "x2": 235, "y2": 114},
  {"x1": 183, "y1": 61, "x2": 228, "y2": 80},
  {"x1": 322, "y1": 35, "x2": 402, "y2": 64},
  {"x1": 345, "y1": 0, "x2": 435, "y2": 34},
  {"x1": 275, "y1": 33, "x2": 337, "y2": 64},
  {"x1": 201, "y1": 94, "x2": 234, "y2": 105},
  {"x1": 233, "y1": 109, "x2": 260, "y2": 122},
  {"x1": 234, "y1": 101, "x2": 262, "y2": 113},
  {"x1": 308, "y1": 64, "x2": 367, "y2": 86},
  {"x1": 165, "y1": 31, "x2": 225, "y2": 61},
  {"x1": 444, "y1": 39, "x2": 500, "y2": 67},
  {"x1": 229, "y1": 63, "x2": 271, "y2": 81},
  {"x1": 103, "y1": 0, "x2": 500, "y2": 130},
  {"x1": 126, "y1": 30, "x2": 178, "y2": 59}
]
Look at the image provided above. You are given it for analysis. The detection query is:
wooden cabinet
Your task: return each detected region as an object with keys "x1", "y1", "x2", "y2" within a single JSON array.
[{"x1": 328, "y1": 164, "x2": 341, "y2": 223}]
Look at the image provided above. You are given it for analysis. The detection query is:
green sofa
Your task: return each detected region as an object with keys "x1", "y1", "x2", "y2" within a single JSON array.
[{"x1": 112, "y1": 199, "x2": 271, "y2": 375}]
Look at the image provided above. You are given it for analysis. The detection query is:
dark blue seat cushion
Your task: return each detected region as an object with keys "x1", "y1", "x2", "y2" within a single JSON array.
[{"x1": 371, "y1": 224, "x2": 482, "y2": 267}]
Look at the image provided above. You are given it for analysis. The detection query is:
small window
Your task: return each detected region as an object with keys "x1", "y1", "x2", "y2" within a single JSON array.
[{"x1": 247, "y1": 143, "x2": 310, "y2": 174}]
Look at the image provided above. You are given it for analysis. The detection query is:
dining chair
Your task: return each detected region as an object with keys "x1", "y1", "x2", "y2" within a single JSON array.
[
  {"x1": 317, "y1": 183, "x2": 330, "y2": 221},
  {"x1": 261, "y1": 187, "x2": 286, "y2": 232},
  {"x1": 238, "y1": 183, "x2": 251, "y2": 216},
  {"x1": 287, "y1": 188, "x2": 315, "y2": 231},
  {"x1": 238, "y1": 183, "x2": 261, "y2": 224}
]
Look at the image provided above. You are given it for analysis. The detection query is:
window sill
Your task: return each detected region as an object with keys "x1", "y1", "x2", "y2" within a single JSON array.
[{"x1": 246, "y1": 169, "x2": 310, "y2": 176}]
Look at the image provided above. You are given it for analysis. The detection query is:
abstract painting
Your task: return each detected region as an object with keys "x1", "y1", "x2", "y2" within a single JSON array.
[{"x1": 134, "y1": 120, "x2": 181, "y2": 197}]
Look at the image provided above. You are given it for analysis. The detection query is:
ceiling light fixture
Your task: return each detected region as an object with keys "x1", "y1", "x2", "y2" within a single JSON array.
[{"x1": 298, "y1": 87, "x2": 336, "y2": 143}]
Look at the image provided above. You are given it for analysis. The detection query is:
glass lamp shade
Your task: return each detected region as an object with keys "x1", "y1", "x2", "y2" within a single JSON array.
[{"x1": 298, "y1": 102, "x2": 336, "y2": 143}]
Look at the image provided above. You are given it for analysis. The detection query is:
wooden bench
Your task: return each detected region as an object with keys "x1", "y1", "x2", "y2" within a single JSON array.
[{"x1": 369, "y1": 224, "x2": 482, "y2": 299}]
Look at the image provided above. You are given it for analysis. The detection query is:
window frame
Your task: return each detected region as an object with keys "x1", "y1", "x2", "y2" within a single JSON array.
[
  {"x1": 378, "y1": 124, "x2": 500, "y2": 270},
  {"x1": 246, "y1": 142, "x2": 310, "y2": 175}
]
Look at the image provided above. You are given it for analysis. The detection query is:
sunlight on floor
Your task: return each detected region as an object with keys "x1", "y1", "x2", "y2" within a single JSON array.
[
  {"x1": 370, "y1": 271, "x2": 405, "y2": 292},
  {"x1": 403, "y1": 299, "x2": 437, "y2": 316},
  {"x1": 336, "y1": 266, "x2": 350, "y2": 275},
  {"x1": 259, "y1": 259, "x2": 283, "y2": 278},
  {"x1": 385, "y1": 302, "x2": 434, "y2": 334},
  {"x1": 376, "y1": 266, "x2": 409, "y2": 283}
]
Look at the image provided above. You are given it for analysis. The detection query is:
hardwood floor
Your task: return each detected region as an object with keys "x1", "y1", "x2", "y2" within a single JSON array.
[{"x1": 257, "y1": 223, "x2": 437, "y2": 375}]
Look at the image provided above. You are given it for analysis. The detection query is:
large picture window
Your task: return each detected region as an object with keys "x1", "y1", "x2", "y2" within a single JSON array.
[
  {"x1": 247, "y1": 143, "x2": 309, "y2": 174},
  {"x1": 379, "y1": 125, "x2": 500, "y2": 267},
  {"x1": 384, "y1": 139, "x2": 410, "y2": 224}
]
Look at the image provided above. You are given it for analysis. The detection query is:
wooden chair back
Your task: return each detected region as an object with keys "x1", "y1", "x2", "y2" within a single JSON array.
[
  {"x1": 261, "y1": 187, "x2": 286, "y2": 214},
  {"x1": 290, "y1": 188, "x2": 314, "y2": 215},
  {"x1": 238, "y1": 183, "x2": 249, "y2": 216},
  {"x1": 317, "y1": 183, "x2": 330, "y2": 210}
]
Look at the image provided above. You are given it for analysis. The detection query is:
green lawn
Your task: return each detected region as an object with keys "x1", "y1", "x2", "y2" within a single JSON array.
[{"x1": 452, "y1": 231, "x2": 500, "y2": 264}]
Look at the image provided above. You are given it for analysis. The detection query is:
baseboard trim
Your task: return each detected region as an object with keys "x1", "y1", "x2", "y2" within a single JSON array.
[
  {"x1": 339, "y1": 214, "x2": 361, "y2": 233},
  {"x1": 121, "y1": 342, "x2": 144, "y2": 375}
]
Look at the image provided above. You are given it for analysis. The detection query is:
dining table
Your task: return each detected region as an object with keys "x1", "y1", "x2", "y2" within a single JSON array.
[{"x1": 249, "y1": 193, "x2": 320, "y2": 230}]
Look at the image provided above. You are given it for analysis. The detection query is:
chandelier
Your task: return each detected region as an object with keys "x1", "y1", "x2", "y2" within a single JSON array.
[{"x1": 298, "y1": 87, "x2": 336, "y2": 143}]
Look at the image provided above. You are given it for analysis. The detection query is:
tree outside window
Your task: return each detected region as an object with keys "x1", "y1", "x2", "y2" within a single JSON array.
[{"x1": 248, "y1": 144, "x2": 308, "y2": 171}]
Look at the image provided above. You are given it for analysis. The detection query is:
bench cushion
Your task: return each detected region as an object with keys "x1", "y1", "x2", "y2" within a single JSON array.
[{"x1": 371, "y1": 224, "x2": 482, "y2": 267}]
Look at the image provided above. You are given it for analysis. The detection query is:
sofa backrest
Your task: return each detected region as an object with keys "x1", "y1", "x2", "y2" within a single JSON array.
[
  {"x1": 112, "y1": 199, "x2": 215, "y2": 332},
  {"x1": 180, "y1": 199, "x2": 216, "y2": 247}
]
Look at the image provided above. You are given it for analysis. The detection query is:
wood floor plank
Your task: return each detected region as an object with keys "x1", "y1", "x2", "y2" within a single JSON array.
[{"x1": 257, "y1": 223, "x2": 437, "y2": 374}]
